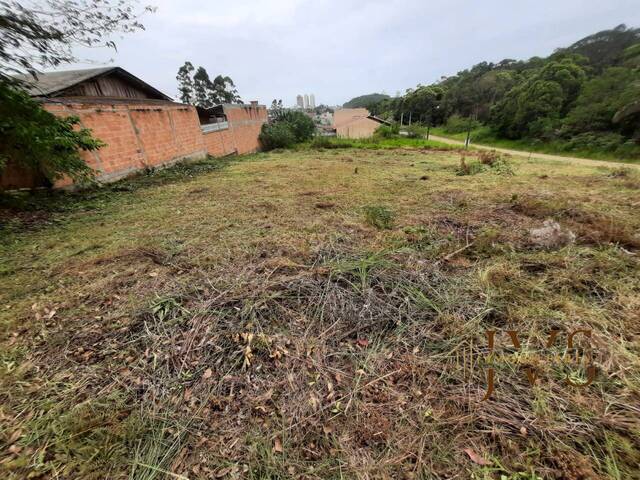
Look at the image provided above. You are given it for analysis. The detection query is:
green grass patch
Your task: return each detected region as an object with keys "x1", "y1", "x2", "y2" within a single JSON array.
[{"x1": 431, "y1": 126, "x2": 640, "y2": 163}]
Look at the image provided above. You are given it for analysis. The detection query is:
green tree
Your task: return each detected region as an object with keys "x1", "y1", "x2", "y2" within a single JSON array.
[
  {"x1": 403, "y1": 85, "x2": 446, "y2": 124},
  {"x1": 490, "y1": 58, "x2": 587, "y2": 138},
  {"x1": 269, "y1": 99, "x2": 284, "y2": 119},
  {"x1": 210, "y1": 75, "x2": 241, "y2": 104},
  {"x1": 193, "y1": 67, "x2": 213, "y2": 108},
  {"x1": 259, "y1": 110, "x2": 315, "y2": 150},
  {"x1": 0, "y1": 0, "x2": 154, "y2": 82},
  {"x1": 563, "y1": 67, "x2": 640, "y2": 134},
  {"x1": 178, "y1": 65, "x2": 241, "y2": 108},
  {"x1": 0, "y1": 84, "x2": 103, "y2": 186},
  {"x1": 0, "y1": 0, "x2": 152, "y2": 187},
  {"x1": 176, "y1": 61, "x2": 195, "y2": 104},
  {"x1": 554, "y1": 24, "x2": 640, "y2": 70}
]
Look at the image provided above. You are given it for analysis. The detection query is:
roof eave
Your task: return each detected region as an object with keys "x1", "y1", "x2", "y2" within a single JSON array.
[{"x1": 43, "y1": 67, "x2": 173, "y2": 102}]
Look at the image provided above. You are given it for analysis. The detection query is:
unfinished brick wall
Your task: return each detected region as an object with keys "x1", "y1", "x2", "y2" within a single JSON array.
[
  {"x1": 41, "y1": 101, "x2": 208, "y2": 187},
  {"x1": 1, "y1": 100, "x2": 267, "y2": 190},
  {"x1": 203, "y1": 128, "x2": 236, "y2": 157},
  {"x1": 202, "y1": 104, "x2": 268, "y2": 157}
]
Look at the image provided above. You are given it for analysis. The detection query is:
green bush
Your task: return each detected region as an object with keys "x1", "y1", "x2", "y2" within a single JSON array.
[
  {"x1": 258, "y1": 122, "x2": 296, "y2": 150},
  {"x1": 443, "y1": 114, "x2": 481, "y2": 134},
  {"x1": 260, "y1": 110, "x2": 316, "y2": 151},
  {"x1": 456, "y1": 154, "x2": 515, "y2": 176},
  {"x1": 563, "y1": 131, "x2": 627, "y2": 151},
  {"x1": 272, "y1": 110, "x2": 315, "y2": 142},
  {"x1": 375, "y1": 123, "x2": 399, "y2": 138},
  {"x1": 0, "y1": 83, "x2": 103, "y2": 187},
  {"x1": 406, "y1": 124, "x2": 426, "y2": 138}
]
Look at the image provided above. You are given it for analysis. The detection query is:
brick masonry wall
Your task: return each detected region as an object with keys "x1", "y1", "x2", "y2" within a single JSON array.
[
  {"x1": 202, "y1": 104, "x2": 268, "y2": 157},
  {"x1": 1, "y1": 101, "x2": 267, "y2": 189},
  {"x1": 203, "y1": 128, "x2": 236, "y2": 157}
]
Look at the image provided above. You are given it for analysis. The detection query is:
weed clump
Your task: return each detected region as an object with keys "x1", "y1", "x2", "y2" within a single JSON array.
[
  {"x1": 456, "y1": 151, "x2": 515, "y2": 176},
  {"x1": 363, "y1": 205, "x2": 395, "y2": 230}
]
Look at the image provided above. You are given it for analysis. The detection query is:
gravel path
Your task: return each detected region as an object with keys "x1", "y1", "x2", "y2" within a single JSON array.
[{"x1": 429, "y1": 134, "x2": 640, "y2": 170}]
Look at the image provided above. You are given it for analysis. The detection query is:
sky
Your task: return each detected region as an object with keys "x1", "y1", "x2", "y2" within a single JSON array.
[{"x1": 71, "y1": 0, "x2": 640, "y2": 106}]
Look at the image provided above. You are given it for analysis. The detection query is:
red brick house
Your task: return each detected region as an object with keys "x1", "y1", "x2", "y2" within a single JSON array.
[{"x1": 1, "y1": 67, "x2": 267, "y2": 189}]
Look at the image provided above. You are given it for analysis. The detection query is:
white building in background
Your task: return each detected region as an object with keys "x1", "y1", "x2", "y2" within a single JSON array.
[{"x1": 295, "y1": 92, "x2": 317, "y2": 109}]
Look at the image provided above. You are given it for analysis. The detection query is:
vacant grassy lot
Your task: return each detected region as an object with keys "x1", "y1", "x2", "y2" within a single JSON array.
[{"x1": 1, "y1": 145, "x2": 639, "y2": 479}]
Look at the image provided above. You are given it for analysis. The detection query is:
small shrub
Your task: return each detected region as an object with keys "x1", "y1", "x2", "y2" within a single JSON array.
[
  {"x1": 456, "y1": 156, "x2": 485, "y2": 176},
  {"x1": 375, "y1": 124, "x2": 399, "y2": 138},
  {"x1": 406, "y1": 124, "x2": 426, "y2": 139},
  {"x1": 478, "y1": 150, "x2": 501, "y2": 166},
  {"x1": 363, "y1": 205, "x2": 395, "y2": 230},
  {"x1": 606, "y1": 167, "x2": 634, "y2": 178},
  {"x1": 456, "y1": 153, "x2": 514, "y2": 176},
  {"x1": 491, "y1": 158, "x2": 515, "y2": 175},
  {"x1": 259, "y1": 122, "x2": 296, "y2": 150}
]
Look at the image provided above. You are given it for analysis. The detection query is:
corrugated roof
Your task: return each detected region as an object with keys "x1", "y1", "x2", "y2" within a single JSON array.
[
  {"x1": 367, "y1": 115, "x2": 392, "y2": 125},
  {"x1": 14, "y1": 67, "x2": 115, "y2": 96},
  {"x1": 13, "y1": 67, "x2": 173, "y2": 101}
]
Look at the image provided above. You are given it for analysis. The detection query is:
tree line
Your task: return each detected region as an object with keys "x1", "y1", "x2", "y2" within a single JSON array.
[
  {"x1": 176, "y1": 62, "x2": 241, "y2": 108},
  {"x1": 358, "y1": 25, "x2": 640, "y2": 157}
]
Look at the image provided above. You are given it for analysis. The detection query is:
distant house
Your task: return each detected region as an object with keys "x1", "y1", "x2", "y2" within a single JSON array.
[
  {"x1": 2, "y1": 67, "x2": 266, "y2": 190},
  {"x1": 333, "y1": 108, "x2": 390, "y2": 139}
]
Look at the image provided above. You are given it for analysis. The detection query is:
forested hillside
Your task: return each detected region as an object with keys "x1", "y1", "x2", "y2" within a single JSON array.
[
  {"x1": 343, "y1": 93, "x2": 390, "y2": 108},
  {"x1": 369, "y1": 25, "x2": 640, "y2": 158}
]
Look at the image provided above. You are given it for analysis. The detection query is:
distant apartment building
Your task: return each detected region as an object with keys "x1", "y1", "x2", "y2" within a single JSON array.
[{"x1": 296, "y1": 92, "x2": 317, "y2": 110}]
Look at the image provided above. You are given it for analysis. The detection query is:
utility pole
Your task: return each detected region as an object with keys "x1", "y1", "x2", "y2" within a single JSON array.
[{"x1": 464, "y1": 107, "x2": 476, "y2": 150}]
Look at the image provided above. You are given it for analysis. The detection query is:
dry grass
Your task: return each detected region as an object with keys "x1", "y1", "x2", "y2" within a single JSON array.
[{"x1": 1, "y1": 148, "x2": 639, "y2": 479}]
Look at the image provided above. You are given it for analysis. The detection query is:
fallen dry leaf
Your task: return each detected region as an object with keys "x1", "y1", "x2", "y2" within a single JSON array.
[
  {"x1": 463, "y1": 448, "x2": 491, "y2": 466},
  {"x1": 273, "y1": 437, "x2": 283, "y2": 453},
  {"x1": 8, "y1": 445, "x2": 22, "y2": 455},
  {"x1": 202, "y1": 368, "x2": 213, "y2": 380},
  {"x1": 356, "y1": 338, "x2": 369, "y2": 347},
  {"x1": 8, "y1": 430, "x2": 21, "y2": 444}
]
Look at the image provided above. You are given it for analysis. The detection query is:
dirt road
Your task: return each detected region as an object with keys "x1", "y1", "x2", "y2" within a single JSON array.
[{"x1": 428, "y1": 134, "x2": 640, "y2": 170}]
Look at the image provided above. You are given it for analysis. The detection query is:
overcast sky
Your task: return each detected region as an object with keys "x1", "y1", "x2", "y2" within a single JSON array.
[{"x1": 72, "y1": 0, "x2": 640, "y2": 106}]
